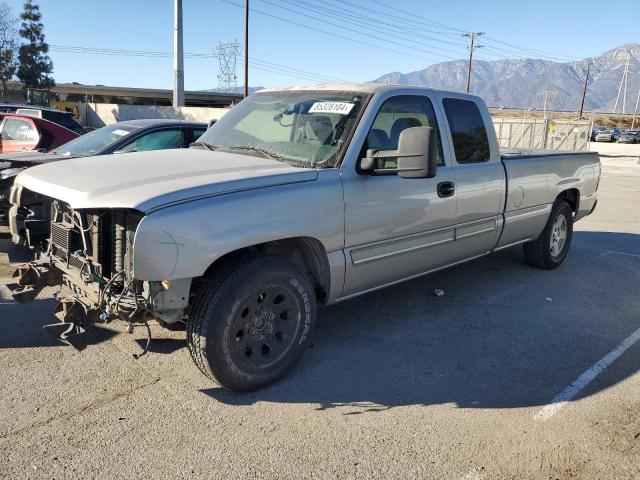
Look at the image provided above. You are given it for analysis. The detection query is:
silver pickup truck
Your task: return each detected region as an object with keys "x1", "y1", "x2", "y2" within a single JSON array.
[{"x1": 7, "y1": 84, "x2": 599, "y2": 391}]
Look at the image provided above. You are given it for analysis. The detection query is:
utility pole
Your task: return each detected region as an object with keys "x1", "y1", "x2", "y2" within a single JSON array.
[
  {"x1": 538, "y1": 89, "x2": 559, "y2": 118},
  {"x1": 463, "y1": 32, "x2": 484, "y2": 94},
  {"x1": 579, "y1": 61, "x2": 591, "y2": 118},
  {"x1": 632, "y1": 87, "x2": 640, "y2": 130},
  {"x1": 173, "y1": 0, "x2": 185, "y2": 107},
  {"x1": 244, "y1": 0, "x2": 249, "y2": 98},
  {"x1": 613, "y1": 55, "x2": 630, "y2": 114}
]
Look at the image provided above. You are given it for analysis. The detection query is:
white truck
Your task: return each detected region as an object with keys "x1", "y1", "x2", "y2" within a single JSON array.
[{"x1": 8, "y1": 84, "x2": 599, "y2": 391}]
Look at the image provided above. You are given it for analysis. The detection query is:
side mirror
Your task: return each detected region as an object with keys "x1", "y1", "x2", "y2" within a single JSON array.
[
  {"x1": 396, "y1": 126, "x2": 437, "y2": 179},
  {"x1": 359, "y1": 126, "x2": 437, "y2": 179}
]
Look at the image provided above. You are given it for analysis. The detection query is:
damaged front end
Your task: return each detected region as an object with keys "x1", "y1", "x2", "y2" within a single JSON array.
[{"x1": 8, "y1": 188, "x2": 185, "y2": 355}]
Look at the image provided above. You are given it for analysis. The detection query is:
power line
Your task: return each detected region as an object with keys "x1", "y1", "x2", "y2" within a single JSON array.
[
  {"x1": 254, "y1": 0, "x2": 461, "y2": 61},
  {"x1": 483, "y1": 36, "x2": 581, "y2": 62},
  {"x1": 298, "y1": 0, "x2": 468, "y2": 48},
  {"x1": 369, "y1": 0, "x2": 467, "y2": 34},
  {"x1": 218, "y1": 0, "x2": 455, "y2": 63},
  {"x1": 49, "y1": 44, "x2": 350, "y2": 84},
  {"x1": 273, "y1": 0, "x2": 469, "y2": 58}
]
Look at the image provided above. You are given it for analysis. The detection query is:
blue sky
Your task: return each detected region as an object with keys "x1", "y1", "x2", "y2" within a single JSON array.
[{"x1": 3, "y1": 0, "x2": 639, "y2": 90}]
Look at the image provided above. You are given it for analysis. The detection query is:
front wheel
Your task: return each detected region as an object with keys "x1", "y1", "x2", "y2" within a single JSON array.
[
  {"x1": 523, "y1": 200, "x2": 573, "y2": 269},
  {"x1": 187, "y1": 254, "x2": 316, "y2": 391}
]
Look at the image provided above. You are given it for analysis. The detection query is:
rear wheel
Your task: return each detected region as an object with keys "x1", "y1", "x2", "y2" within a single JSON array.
[
  {"x1": 187, "y1": 254, "x2": 316, "y2": 391},
  {"x1": 523, "y1": 200, "x2": 573, "y2": 269}
]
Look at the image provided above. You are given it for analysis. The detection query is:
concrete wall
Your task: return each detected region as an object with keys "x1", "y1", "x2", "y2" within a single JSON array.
[{"x1": 77, "y1": 103, "x2": 230, "y2": 128}]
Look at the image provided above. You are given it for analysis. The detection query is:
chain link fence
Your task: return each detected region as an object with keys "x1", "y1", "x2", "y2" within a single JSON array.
[{"x1": 492, "y1": 117, "x2": 592, "y2": 152}]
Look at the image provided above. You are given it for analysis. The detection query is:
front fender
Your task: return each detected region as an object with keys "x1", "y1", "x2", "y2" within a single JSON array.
[{"x1": 132, "y1": 170, "x2": 344, "y2": 281}]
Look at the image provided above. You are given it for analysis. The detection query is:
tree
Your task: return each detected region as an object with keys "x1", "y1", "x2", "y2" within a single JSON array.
[
  {"x1": 17, "y1": 0, "x2": 54, "y2": 90},
  {"x1": 0, "y1": 2, "x2": 18, "y2": 98}
]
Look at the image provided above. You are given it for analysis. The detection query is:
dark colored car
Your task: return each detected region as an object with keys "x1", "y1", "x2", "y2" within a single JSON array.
[
  {"x1": 0, "y1": 103, "x2": 86, "y2": 135},
  {"x1": 0, "y1": 119, "x2": 208, "y2": 224},
  {"x1": 617, "y1": 130, "x2": 640, "y2": 143}
]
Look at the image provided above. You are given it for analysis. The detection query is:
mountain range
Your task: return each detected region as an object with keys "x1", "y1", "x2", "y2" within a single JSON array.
[{"x1": 371, "y1": 43, "x2": 640, "y2": 112}]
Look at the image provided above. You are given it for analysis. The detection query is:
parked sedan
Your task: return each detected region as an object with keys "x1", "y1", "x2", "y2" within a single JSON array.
[
  {"x1": 0, "y1": 119, "x2": 207, "y2": 225},
  {"x1": 617, "y1": 130, "x2": 640, "y2": 143},
  {"x1": 590, "y1": 127, "x2": 604, "y2": 141},
  {"x1": 594, "y1": 128, "x2": 621, "y2": 142},
  {"x1": 0, "y1": 113, "x2": 79, "y2": 154}
]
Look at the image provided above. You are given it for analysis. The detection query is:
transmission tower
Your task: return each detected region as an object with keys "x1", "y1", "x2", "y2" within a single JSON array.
[
  {"x1": 216, "y1": 40, "x2": 241, "y2": 92},
  {"x1": 613, "y1": 55, "x2": 630, "y2": 114},
  {"x1": 538, "y1": 89, "x2": 559, "y2": 118}
]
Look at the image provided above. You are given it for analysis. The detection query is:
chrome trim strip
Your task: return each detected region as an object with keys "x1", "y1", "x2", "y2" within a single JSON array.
[
  {"x1": 456, "y1": 224, "x2": 497, "y2": 240},
  {"x1": 350, "y1": 235, "x2": 454, "y2": 266}
]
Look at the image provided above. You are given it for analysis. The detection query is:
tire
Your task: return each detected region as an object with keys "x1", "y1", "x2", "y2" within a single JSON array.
[
  {"x1": 523, "y1": 200, "x2": 573, "y2": 269},
  {"x1": 187, "y1": 253, "x2": 316, "y2": 391}
]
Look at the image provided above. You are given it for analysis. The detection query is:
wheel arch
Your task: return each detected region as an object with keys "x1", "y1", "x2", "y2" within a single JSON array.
[
  {"x1": 195, "y1": 236, "x2": 332, "y2": 304},
  {"x1": 557, "y1": 188, "x2": 580, "y2": 214}
]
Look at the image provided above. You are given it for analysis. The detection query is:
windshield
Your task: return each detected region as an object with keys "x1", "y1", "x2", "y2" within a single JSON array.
[
  {"x1": 196, "y1": 91, "x2": 368, "y2": 167},
  {"x1": 52, "y1": 124, "x2": 140, "y2": 157}
]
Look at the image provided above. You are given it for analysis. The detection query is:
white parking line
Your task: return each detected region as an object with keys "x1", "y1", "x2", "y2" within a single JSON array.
[{"x1": 534, "y1": 326, "x2": 640, "y2": 421}]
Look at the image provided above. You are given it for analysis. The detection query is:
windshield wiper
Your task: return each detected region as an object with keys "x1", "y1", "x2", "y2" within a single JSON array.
[
  {"x1": 190, "y1": 141, "x2": 219, "y2": 151},
  {"x1": 229, "y1": 145, "x2": 282, "y2": 160}
]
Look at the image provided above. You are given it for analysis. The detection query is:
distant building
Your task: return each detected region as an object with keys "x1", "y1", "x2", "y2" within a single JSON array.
[{"x1": 3, "y1": 81, "x2": 242, "y2": 108}]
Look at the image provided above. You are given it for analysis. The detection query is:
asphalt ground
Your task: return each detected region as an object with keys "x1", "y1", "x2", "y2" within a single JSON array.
[{"x1": 0, "y1": 154, "x2": 639, "y2": 479}]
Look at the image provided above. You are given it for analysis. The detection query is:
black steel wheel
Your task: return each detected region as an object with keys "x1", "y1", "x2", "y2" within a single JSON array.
[
  {"x1": 228, "y1": 285, "x2": 303, "y2": 374},
  {"x1": 187, "y1": 254, "x2": 316, "y2": 391}
]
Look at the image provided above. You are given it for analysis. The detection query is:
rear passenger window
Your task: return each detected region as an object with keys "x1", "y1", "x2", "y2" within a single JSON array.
[
  {"x1": 364, "y1": 95, "x2": 444, "y2": 170},
  {"x1": 442, "y1": 98, "x2": 490, "y2": 164}
]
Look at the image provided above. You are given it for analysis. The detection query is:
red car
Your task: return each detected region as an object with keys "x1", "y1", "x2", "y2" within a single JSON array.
[{"x1": 0, "y1": 113, "x2": 79, "y2": 153}]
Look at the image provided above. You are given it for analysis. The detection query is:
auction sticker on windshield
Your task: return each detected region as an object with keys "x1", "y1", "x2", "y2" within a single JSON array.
[{"x1": 308, "y1": 102, "x2": 354, "y2": 115}]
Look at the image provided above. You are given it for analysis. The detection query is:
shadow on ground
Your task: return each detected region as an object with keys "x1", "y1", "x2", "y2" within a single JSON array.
[
  {"x1": 2, "y1": 231, "x2": 639, "y2": 412},
  {"x1": 202, "y1": 231, "x2": 640, "y2": 412}
]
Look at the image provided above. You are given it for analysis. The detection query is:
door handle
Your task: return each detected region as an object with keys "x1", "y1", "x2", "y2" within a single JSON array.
[{"x1": 437, "y1": 181, "x2": 455, "y2": 198}]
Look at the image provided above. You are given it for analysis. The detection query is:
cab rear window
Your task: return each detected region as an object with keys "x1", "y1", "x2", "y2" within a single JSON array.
[{"x1": 442, "y1": 98, "x2": 490, "y2": 164}]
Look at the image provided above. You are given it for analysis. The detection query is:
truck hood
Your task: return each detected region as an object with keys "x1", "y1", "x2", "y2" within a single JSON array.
[{"x1": 14, "y1": 148, "x2": 318, "y2": 212}]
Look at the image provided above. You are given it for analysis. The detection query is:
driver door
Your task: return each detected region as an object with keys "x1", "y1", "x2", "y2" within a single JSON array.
[{"x1": 341, "y1": 95, "x2": 457, "y2": 296}]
